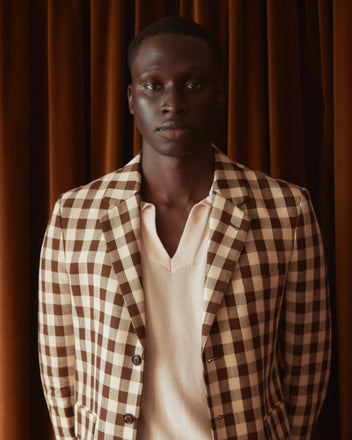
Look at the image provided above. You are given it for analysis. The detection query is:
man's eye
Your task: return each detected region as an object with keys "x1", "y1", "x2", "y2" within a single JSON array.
[
  {"x1": 144, "y1": 82, "x2": 162, "y2": 91},
  {"x1": 185, "y1": 82, "x2": 202, "y2": 90}
]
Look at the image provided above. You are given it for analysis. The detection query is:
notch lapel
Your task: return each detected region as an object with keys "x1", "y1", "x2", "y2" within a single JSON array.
[
  {"x1": 100, "y1": 194, "x2": 146, "y2": 345},
  {"x1": 202, "y1": 192, "x2": 251, "y2": 349}
]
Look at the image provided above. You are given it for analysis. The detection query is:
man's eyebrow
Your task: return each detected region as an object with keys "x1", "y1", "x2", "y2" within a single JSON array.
[
  {"x1": 185, "y1": 66, "x2": 209, "y2": 74},
  {"x1": 138, "y1": 67, "x2": 162, "y2": 75}
]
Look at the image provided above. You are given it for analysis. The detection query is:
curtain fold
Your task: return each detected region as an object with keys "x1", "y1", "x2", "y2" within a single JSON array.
[
  {"x1": 0, "y1": 1, "x2": 349, "y2": 439},
  {"x1": 334, "y1": 2, "x2": 352, "y2": 440},
  {"x1": 227, "y1": 0, "x2": 267, "y2": 171},
  {"x1": 90, "y1": 0, "x2": 128, "y2": 180},
  {"x1": 0, "y1": 1, "x2": 30, "y2": 439},
  {"x1": 266, "y1": 1, "x2": 306, "y2": 185},
  {"x1": 46, "y1": 0, "x2": 87, "y2": 207}
]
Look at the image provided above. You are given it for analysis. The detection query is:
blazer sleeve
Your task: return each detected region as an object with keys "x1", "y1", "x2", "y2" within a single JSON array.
[
  {"x1": 38, "y1": 196, "x2": 76, "y2": 439},
  {"x1": 278, "y1": 189, "x2": 331, "y2": 439}
]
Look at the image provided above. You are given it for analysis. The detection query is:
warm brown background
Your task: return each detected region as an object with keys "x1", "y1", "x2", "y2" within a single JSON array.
[{"x1": 0, "y1": 1, "x2": 350, "y2": 439}]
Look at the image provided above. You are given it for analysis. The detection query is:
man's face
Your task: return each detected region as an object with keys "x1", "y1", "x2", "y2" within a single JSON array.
[{"x1": 128, "y1": 33, "x2": 225, "y2": 158}]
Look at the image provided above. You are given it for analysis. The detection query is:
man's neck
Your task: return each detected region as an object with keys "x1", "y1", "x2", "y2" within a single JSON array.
[{"x1": 140, "y1": 146, "x2": 214, "y2": 208}]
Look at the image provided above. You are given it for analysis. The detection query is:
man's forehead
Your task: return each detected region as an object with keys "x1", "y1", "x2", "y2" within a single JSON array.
[{"x1": 130, "y1": 34, "x2": 218, "y2": 75}]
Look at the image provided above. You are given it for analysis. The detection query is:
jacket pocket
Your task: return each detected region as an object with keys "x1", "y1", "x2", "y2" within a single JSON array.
[
  {"x1": 74, "y1": 402, "x2": 97, "y2": 440},
  {"x1": 264, "y1": 400, "x2": 291, "y2": 440}
]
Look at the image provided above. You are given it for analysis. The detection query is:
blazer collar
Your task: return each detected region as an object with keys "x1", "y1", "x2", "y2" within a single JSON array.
[
  {"x1": 212, "y1": 146, "x2": 252, "y2": 207},
  {"x1": 100, "y1": 146, "x2": 252, "y2": 207},
  {"x1": 99, "y1": 152, "x2": 142, "y2": 210}
]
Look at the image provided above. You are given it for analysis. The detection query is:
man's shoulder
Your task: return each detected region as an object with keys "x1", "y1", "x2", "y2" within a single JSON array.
[
  {"x1": 58, "y1": 153, "x2": 142, "y2": 208},
  {"x1": 215, "y1": 148, "x2": 307, "y2": 204}
]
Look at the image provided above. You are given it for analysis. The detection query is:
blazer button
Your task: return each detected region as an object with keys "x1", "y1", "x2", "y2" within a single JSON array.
[
  {"x1": 132, "y1": 355, "x2": 142, "y2": 366},
  {"x1": 123, "y1": 413, "x2": 134, "y2": 424}
]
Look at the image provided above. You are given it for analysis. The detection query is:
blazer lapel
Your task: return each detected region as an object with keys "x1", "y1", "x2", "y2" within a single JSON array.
[
  {"x1": 99, "y1": 159, "x2": 146, "y2": 345},
  {"x1": 202, "y1": 193, "x2": 251, "y2": 348},
  {"x1": 201, "y1": 148, "x2": 252, "y2": 349}
]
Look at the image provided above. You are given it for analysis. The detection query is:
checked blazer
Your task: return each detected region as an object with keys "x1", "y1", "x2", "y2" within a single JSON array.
[{"x1": 38, "y1": 147, "x2": 331, "y2": 440}]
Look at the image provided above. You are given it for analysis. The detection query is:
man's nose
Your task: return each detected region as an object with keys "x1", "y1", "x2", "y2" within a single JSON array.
[{"x1": 161, "y1": 86, "x2": 187, "y2": 115}]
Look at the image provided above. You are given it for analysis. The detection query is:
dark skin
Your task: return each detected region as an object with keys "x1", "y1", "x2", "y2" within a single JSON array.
[{"x1": 128, "y1": 34, "x2": 226, "y2": 257}]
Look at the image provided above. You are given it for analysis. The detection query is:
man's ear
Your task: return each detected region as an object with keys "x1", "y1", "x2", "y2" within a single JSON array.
[
  {"x1": 127, "y1": 85, "x2": 135, "y2": 114},
  {"x1": 216, "y1": 78, "x2": 227, "y2": 109}
]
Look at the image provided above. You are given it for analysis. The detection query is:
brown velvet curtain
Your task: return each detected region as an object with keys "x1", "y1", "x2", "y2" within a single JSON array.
[{"x1": 0, "y1": 1, "x2": 350, "y2": 439}]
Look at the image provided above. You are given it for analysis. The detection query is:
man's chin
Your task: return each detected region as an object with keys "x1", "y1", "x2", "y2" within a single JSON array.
[{"x1": 144, "y1": 141, "x2": 212, "y2": 160}]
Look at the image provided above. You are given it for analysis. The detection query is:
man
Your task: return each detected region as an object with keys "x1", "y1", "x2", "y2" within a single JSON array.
[{"x1": 38, "y1": 16, "x2": 331, "y2": 440}]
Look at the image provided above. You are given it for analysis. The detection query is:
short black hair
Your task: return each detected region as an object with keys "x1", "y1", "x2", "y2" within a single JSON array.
[{"x1": 128, "y1": 16, "x2": 222, "y2": 71}]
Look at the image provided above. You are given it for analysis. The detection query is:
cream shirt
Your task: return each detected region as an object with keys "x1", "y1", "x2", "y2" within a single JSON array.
[{"x1": 137, "y1": 197, "x2": 213, "y2": 440}]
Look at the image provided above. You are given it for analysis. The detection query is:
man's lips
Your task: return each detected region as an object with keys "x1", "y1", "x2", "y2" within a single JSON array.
[{"x1": 156, "y1": 122, "x2": 194, "y2": 140}]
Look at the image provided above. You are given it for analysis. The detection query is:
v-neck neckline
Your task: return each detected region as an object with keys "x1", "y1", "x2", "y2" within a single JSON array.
[{"x1": 140, "y1": 197, "x2": 211, "y2": 272}]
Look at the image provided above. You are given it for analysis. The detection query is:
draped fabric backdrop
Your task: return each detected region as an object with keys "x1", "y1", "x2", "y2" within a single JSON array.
[{"x1": 0, "y1": 1, "x2": 350, "y2": 439}]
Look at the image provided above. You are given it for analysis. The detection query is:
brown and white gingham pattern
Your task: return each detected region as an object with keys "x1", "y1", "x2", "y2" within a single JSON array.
[{"x1": 38, "y1": 148, "x2": 331, "y2": 440}]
